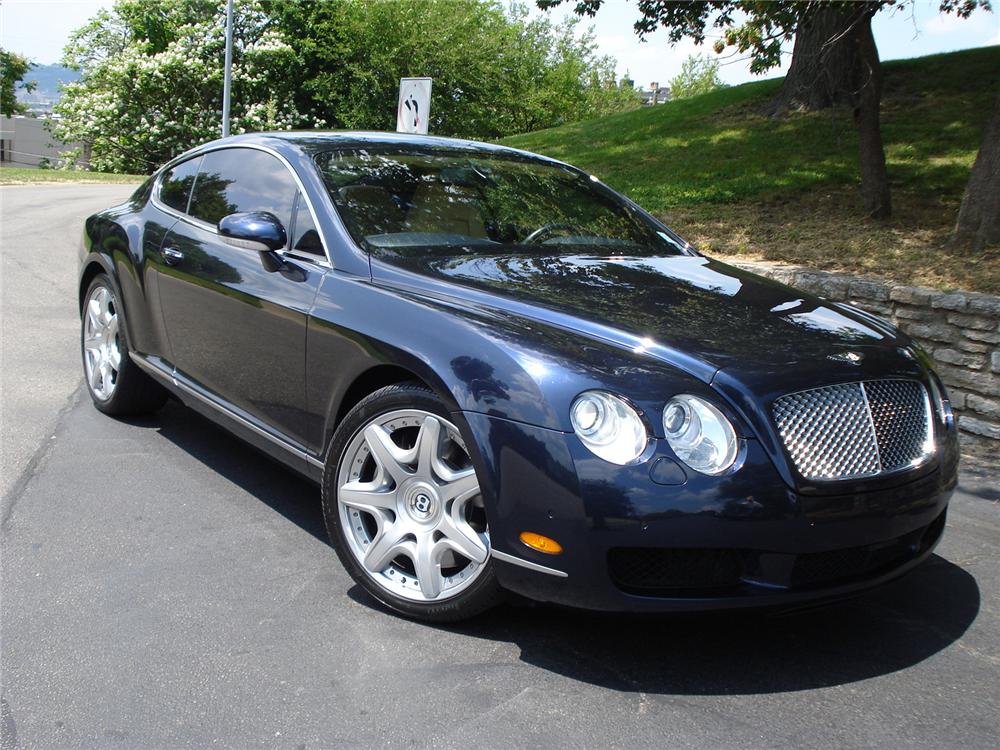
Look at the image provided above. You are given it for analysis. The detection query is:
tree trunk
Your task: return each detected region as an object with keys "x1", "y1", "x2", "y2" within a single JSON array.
[
  {"x1": 952, "y1": 86, "x2": 1000, "y2": 250},
  {"x1": 852, "y1": 12, "x2": 891, "y2": 219},
  {"x1": 763, "y1": 5, "x2": 891, "y2": 218},
  {"x1": 762, "y1": 5, "x2": 859, "y2": 115}
]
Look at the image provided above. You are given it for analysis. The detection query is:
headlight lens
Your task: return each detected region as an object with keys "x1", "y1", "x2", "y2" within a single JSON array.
[
  {"x1": 570, "y1": 391, "x2": 648, "y2": 464},
  {"x1": 927, "y1": 371, "x2": 954, "y2": 429},
  {"x1": 662, "y1": 394, "x2": 739, "y2": 475}
]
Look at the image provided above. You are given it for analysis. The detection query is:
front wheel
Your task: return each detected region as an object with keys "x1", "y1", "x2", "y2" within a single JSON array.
[{"x1": 322, "y1": 382, "x2": 502, "y2": 622}]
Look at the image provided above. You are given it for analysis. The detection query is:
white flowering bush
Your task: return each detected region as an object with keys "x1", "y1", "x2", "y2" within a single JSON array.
[{"x1": 54, "y1": 0, "x2": 319, "y2": 173}]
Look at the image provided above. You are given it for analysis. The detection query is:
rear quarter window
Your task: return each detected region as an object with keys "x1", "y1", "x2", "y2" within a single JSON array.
[{"x1": 158, "y1": 156, "x2": 202, "y2": 213}]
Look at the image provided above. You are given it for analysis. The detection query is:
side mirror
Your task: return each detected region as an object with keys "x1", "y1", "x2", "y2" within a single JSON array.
[{"x1": 218, "y1": 211, "x2": 287, "y2": 263}]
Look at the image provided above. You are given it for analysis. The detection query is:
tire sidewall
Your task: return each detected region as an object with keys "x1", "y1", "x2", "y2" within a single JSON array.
[
  {"x1": 81, "y1": 274, "x2": 125, "y2": 411},
  {"x1": 81, "y1": 272, "x2": 165, "y2": 416},
  {"x1": 321, "y1": 382, "x2": 501, "y2": 622}
]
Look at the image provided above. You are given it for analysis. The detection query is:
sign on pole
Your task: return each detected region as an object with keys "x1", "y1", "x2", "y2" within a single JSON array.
[{"x1": 396, "y1": 78, "x2": 432, "y2": 135}]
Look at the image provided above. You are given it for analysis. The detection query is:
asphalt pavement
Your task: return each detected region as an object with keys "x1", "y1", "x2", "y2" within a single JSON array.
[
  {"x1": 1, "y1": 184, "x2": 137, "y2": 499},
  {"x1": 2, "y1": 184, "x2": 999, "y2": 750}
]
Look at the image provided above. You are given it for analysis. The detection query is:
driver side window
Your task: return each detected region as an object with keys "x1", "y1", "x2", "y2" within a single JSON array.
[{"x1": 188, "y1": 148, "x2": 297, "y2": 241}]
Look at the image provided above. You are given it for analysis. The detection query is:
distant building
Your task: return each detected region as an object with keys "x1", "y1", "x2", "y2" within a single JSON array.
[
  {"x1": 17, "y1": 92, "x2": 58, "y2": 116},
  {"x1": 639, "y1": 86, "x2": 672, "y2": 106},
  {"x1": 0, "y1": 115, "x2": 86, "y2": 168}
]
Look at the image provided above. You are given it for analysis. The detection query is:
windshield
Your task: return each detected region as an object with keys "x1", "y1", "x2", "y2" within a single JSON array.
[{"x1": 313, "y1": 147, "x2": 690, "y2": 258}]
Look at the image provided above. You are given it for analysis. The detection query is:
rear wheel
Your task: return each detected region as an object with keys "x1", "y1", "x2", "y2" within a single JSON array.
[
  {"x1": 322, "y1": 382, "x2": 502, "y2": 621},
  {"x1": 81, "y1": 274, "x2": 167, "y2": 416}
]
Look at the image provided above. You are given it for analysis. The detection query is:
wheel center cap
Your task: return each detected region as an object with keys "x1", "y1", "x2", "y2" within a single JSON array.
[
  {"x1": 413, "y1": 493, "x2": 432, "y2": 514},
  {"x1": 402, "y1": 482, "x2": 439, "y2": 523}
]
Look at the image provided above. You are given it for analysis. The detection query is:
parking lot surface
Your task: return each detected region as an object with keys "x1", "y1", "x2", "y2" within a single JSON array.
[{"x1": 2, "y1": 185, "x2": 999, "y2": 750}]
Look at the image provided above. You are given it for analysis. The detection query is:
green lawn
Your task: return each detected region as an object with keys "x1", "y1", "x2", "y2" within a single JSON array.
[
  {"x1": 503, "y1": 46, "x2": 1000, "y2": 294},
  {"x1": 0, "y1": 166, "x2": 144, "y2": 185}
]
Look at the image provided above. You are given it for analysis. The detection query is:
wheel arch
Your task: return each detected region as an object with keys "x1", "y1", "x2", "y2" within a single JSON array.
[
  {"x1": 334, "y1": 364, "x2": 431, "y2": 424},
  {"x1": 78, "y1": 255, "x2": 140, "y2": 345},
  {"x1": 321, "y1": 362, "x2": 462, "y2": 461},
  {"x1": 78, "y1": 258, "x2": 113, "y2": 314}
]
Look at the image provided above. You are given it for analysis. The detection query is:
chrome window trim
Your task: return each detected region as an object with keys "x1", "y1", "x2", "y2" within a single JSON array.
[
  {"x1": 130, "y1": 352, "x2": 325, "y2": 469},
  {"x1": 151, "y1": 143, "x2": 334, "y2": 268}
]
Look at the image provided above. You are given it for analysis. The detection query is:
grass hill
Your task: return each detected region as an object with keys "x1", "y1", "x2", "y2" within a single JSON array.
[{"x1": 503, "y1": 46, "x2": 1000, "y2": 294}]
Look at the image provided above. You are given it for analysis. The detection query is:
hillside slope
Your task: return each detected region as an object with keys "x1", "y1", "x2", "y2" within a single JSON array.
[{"x1": 503, "y1": 46, "x2": 1000, "y2": 294}]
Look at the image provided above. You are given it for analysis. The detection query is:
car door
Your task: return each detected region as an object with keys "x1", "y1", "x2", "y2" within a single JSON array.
[{"x1": 154, "y1": 146, "x2": 326, "y2": 447}]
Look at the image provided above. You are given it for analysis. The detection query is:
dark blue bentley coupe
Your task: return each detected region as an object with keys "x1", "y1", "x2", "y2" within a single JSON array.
[{"x1": 79, "y1": 132, "x2": 959, "y2": 621}]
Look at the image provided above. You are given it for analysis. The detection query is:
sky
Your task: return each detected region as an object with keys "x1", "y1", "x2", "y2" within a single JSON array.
[{"x1": 1, "y1": 0, "x2": 998, "y2": 86}]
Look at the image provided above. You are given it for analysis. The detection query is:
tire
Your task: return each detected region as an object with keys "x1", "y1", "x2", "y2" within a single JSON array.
[
  {"x1": 322, "y1": 382, "x2": 503, "y2": 622},
  {"x1": 81, "y1": 273, "x2": 168, "y2": 416}
]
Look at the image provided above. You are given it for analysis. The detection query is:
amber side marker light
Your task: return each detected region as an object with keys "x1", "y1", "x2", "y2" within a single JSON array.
[{"x1": 519, "y1": 531, "x2": 563, "y2": 555}]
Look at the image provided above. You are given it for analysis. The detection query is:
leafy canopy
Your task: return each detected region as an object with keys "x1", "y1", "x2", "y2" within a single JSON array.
[
  {"x1": 55, "y1": 0, "x2": 307, "y2": 173},
  {"x1": 1, "y1": 48, "x2": 36, "y2": 117},
  {"x1": 263, "y1": 0, "x2": 640, "y2": 138},
  {"x1": 669, "y1": 54, "x2": 724, "y2": 100},
  {"x1": 538, "y1": 1, "x2": 991, "y2": 74}
]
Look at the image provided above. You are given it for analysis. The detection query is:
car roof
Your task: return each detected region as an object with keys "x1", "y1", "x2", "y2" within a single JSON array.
[{"x1": 186, "y1": 130, "x2": 570, "y2": 167}]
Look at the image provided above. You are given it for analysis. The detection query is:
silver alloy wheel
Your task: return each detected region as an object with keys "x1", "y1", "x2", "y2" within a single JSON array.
[
  {"x1": 83, "y1": 285, "x2": 122, "y2": 401},
  {"x1": 337, "y1": 409, "x2": 490, "y2": 602}
]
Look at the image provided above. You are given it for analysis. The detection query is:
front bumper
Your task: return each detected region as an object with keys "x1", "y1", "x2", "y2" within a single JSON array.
[{"x1": 461, "y1": 412, "x2": 958, "y2": 613}]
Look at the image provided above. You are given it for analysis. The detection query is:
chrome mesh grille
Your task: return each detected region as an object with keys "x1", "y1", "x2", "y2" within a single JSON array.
[
  {"x1": 772, "y1": 380, "x2": 931, "y2": 481},
  {"x1": 863, "y1": 380, "x2": 932, "y2": 472}
]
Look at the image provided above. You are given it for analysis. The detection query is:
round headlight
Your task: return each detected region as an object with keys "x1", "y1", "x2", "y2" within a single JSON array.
[
  {"x1": 570, "y1": 391, "x2": 648, "y2": 465},
  {"x1": 662, "y1": 394, "x2": 739, "y2": 475}
]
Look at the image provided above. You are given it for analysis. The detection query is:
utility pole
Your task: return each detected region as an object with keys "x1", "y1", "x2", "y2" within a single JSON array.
[{"x1": 222, "y1": 0, "x2": 233, "y2": 137}]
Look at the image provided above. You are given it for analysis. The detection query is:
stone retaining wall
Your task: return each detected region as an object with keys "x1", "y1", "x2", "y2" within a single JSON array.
[{"x1": 729, "y1": 260, "x2": 1000, "y2": 444}]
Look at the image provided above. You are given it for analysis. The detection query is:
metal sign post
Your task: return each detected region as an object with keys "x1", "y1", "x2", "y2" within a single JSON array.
[
  {"x1": 396, "y1": 78, "x2": 432, "y2": 135},
  {"x1": 222, "y1": 0, "x2": 233, "y2": 137}
]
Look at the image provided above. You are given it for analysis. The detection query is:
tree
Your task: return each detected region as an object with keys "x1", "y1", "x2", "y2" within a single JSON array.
[
  {"x1": 537, "y1": 1, "x2": 988, "y2": 219},
  {"x1": 669, "y1": 53, "x2": 724, "y2": 100},
  {"x1": 55, "y1": 0, "x2": 639, "y2": 173},
  {"x1": 1, "y1": 48, "x2": 36, "y2": 117},
  {"x1": 263, "y1": 0, "x2": 639, "y2": 139},
  {"x1": 762, "y1": 3, "x2": 893, "y2": 217},
  {"x1": 951, "y1": 85, "x2": 1000, "y2": 250},
  {"x1": 54, "y1": 0, "x2": 311, "y2": 173}
]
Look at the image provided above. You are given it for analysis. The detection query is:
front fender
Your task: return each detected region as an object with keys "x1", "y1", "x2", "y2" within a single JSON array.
[{"x1": 305, "y1": 268, "x2": 716, "y2": 456}]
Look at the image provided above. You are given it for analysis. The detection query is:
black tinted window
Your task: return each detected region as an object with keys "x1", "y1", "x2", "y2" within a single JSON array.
[
  {"x1": 189, "y1": 148, "x2": 298, "y2": 233},
  {"x1": 159, "y1": 156, "x2": 202, "y2": 213},
  {"x1": 290, "y1": 192, "x2": 324, "y2": 256}
]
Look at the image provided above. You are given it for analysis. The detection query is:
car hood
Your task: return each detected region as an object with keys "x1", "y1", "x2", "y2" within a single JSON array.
[{"x1": 378, "y1": 251, "x2": 913, "y2": 374}]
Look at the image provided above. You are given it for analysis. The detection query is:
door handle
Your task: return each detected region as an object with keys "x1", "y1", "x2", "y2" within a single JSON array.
[{"x1": 163, "y1": 246, "x2": 184, "y2": 266}]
